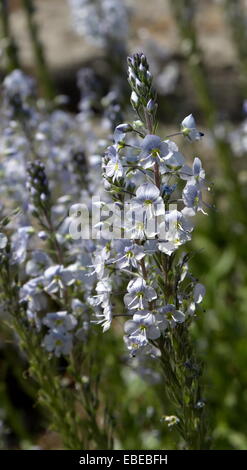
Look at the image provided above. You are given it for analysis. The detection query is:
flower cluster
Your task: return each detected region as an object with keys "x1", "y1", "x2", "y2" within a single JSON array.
[
  {"x1": 68, "y1": 0, "x2": 128, "y2": 48},
  {"x1": 0, "y1": 67, "x2": 113, "y2": 360},
  {"x1": 89, "y1": 54, "x2": 207, "y2": 362},
  {"x1": 0, "y1": 53, "x2": 210, "y2": 449},
  {"x1": 127, "y1": 53, "x2": 157, "y2": 122}
]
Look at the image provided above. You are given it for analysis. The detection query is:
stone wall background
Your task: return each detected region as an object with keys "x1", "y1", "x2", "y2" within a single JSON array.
[{"x1": 5, "y1": 0, "x2": 247, "y2": 119}]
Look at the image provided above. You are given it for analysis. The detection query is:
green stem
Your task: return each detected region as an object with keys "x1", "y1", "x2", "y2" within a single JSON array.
[
  {"x1": 153, "y1": 252, "x2": 210, "y2": 449},
  {"x1": 158, "y1": 326, "x2": 210, "y2": 449},
  {"x1": 21, "y1": 0, "x2": 55, "y2": 100},
  {"x1": 224, "y1": 0, "x2": 247, "y2": 98},
  {"x1": 0, "y1": 0, "x2": 20, "y2": 70}
]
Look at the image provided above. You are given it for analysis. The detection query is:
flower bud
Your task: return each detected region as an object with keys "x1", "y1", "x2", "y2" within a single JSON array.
[
  {"x1": 116, "y1": 123, "x2": 133, "y2": 133},
  {"x1": 147, "y1": 99, "x2": 155, "y2": 113},
  {"x1": 130, "y1": 91, "x2": 139, "y2": 108}
]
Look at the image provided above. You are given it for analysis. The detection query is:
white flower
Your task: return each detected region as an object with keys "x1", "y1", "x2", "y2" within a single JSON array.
[
  {"x1": 0, "y1": 233, "x2": 7, "y2": 249},
  {"x1": 89, "y1": 277, "x2": 112, "y2": 307},
  {"x1": 93, "y1": 303, "x2": 113, "y2": 332},
  {"x1": 89, "y1": 277, "x2": 112, "y2": 332},
  {"x1": 105, "y1": 145, "x2": 124, "y2": 182},
  {"x1": 105, "y1": 157, "x2": 123, "y2": 182},
  {"x1": 162, "y1": 415, "x2": 180, "y2": 427},
  {"x1": 88, "y1": 245, "x2": 111, "y2": 279}
]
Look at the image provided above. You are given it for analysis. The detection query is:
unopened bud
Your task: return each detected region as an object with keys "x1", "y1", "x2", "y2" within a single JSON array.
[
  {"x1": 130, "y1": 91, "x2": 139, "y2": 108},
  {"x1": 147, "y1": 99, "x2": 155, "y2": 113},
  {"x1": 116, "y1": 123, "x2": 133, "y2": 133}
]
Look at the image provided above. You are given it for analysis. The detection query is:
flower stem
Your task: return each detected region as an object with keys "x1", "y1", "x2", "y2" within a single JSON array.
[
  {"x1": 0, "y1": 0, "x2": 20, "y2": 71},
  {"x1": 21, "y1": 0, "x2": 56, "y2": 100}
]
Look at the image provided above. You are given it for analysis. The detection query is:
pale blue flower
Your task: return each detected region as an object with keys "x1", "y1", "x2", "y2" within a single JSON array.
[
  {"x1": 124, "y1": 277, "x2": 157, "y2": 310},
  {"x1": 124, "y1": 311, "x2": 161, "y2": 340},
  {"x1": 114, "y1": 123, "x2": 132, "y2": 143},
  {"x1": 124, "y1": 208, "x2": 156, "y2": 240},
  {"x1": 124, "y1": 332, "x2": 149, "y2": 356},
  {"x1": 131, "y1": 183, "x2": 165, "y2": 220},
  {"x1": 157, "y1": 304, "x2": 185, "y2": 329},
  {"x1": 181, "y1": 157, "x2": 205, "y2": 185},
  {"x1": 194, "y1": 283, "x2": 206, "y2": 304},
  {"x1": 20, "y1": 276, "x2": 49, "y2": 313},
  {"x1": 163, "y1": 140, "x2": 185, "y2": 171},
  {"x1": 124, "y1": 332, "x2": 160, "y2": 357},
  {"x1": 44, "y1": 265, "x2": 76, "y2": 294},
  {"x1": 26, "y1": 251, "x2": 52, "y2": 277},
  {"x1": 69, "y1": 0, "x2": 128, "y2": 48},
  {"x1": 193, "y1": 157, "x2": 205, "y2": 183},
  {"x1": 11, "y1": 226, "x2": 34, "y2": 265},
  {"x1": 3, "y1": 69, "x2": 35, "y2": 101},
  {"x1": 158, "y1": 209, "x2": 194, "y2": 255},
  {"x1": 187, "y1": 283, "x2": 206, "y2": 316},
  {"x1": 139, "y1": 135, "x2": 169, "y2": 169},
  {"x1": 43, "y1": 311, "x2": 77, "y2": 332},
  {"x1": 111, "y1": 240, "x2": 145, "y2": 269},
  {"x1": 42, "y1": 329, "x2": 73, "y2": 357},
  {"x1": 71, "y1": 298, "x2": 85, "y2": 315},
  {"x1": 182, "y1": 182, "x2": 207, "y2": 215},
  {"x1": 181, "y1": 114, "x2": 204, "y2": 141}
]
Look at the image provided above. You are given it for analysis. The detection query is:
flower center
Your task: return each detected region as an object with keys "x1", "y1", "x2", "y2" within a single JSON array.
[
  {"x1": 151, "y1": 148, "x2": 160, "y2": 158},
  {"x1": 136, "y1": 222, "x2": 144, "y2": 230}
]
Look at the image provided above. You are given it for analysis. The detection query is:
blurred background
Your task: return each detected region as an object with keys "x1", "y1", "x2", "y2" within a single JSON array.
[{"x1": 1, "y1": 0, "x2": 247, "y2": 450}]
